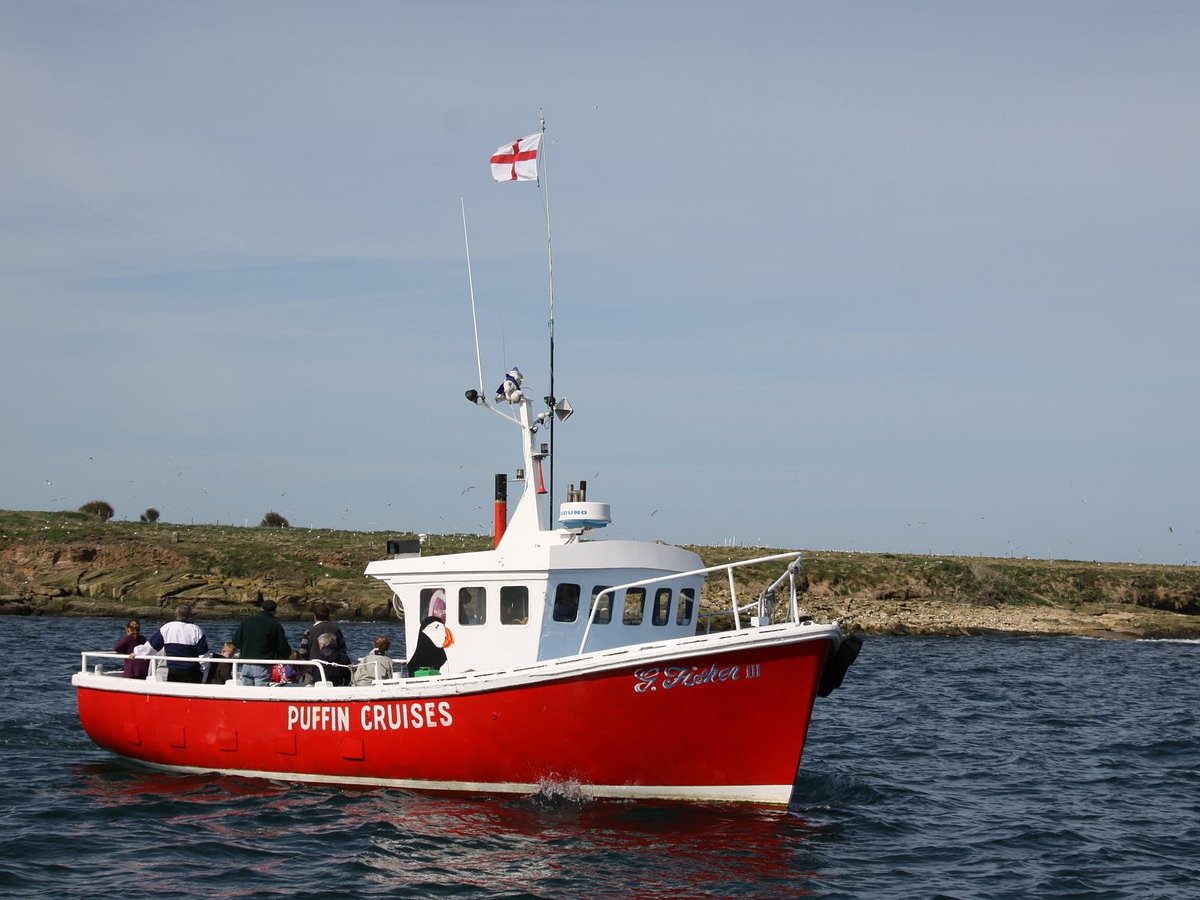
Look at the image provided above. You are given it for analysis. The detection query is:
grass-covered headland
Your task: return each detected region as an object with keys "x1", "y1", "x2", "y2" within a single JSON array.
[{"x1": 2, "y1": 509, "x2": 1198, "y2": 638}]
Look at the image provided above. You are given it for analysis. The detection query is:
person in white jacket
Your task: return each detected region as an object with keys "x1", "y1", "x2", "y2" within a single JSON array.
[
  {"x1": 352, "y1": 636, "x2": 395, "y2": 685},
  {"x1": 134, "y1": 604, "x2": 209, "y2": 683}
]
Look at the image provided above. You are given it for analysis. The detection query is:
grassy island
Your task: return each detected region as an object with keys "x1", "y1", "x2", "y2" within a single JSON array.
[{"x1": 2, "y1": 509, "x2": 1197, "y2": 639}]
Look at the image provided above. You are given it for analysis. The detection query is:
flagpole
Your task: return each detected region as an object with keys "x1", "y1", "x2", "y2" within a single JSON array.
[{"x1": 540, "y1": 112, "x2": 556, "y2": 516}]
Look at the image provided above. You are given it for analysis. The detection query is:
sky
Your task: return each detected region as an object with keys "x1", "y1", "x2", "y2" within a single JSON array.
[{"x1": 2, "y1": 1, "x2": 1197, "y2": 565}]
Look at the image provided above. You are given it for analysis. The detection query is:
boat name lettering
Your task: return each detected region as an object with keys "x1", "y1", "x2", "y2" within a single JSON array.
[
  {"x1": 632, "y1": 663, "x2": 759, "y2": 693},
  {"x1": 286, "y1": 702, "x2": 454, "y2": 732}
]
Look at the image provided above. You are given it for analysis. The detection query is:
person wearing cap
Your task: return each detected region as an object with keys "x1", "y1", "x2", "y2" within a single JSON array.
[
  {"x1": 135, "y1": 604, "x2": 209, "y2": 683},
  {"x1": 231, "y1": 599, "x2": 292, "y2": 686}
]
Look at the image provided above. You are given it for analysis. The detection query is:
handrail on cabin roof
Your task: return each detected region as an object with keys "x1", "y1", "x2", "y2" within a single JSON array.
[{"x1": 578, "y1": 551, "x2": 804, "y2": 655}]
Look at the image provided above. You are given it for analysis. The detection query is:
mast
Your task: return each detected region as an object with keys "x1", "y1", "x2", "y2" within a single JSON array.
[{"x1": 540, "y1": 112, "x2": 557, "y2": 516}]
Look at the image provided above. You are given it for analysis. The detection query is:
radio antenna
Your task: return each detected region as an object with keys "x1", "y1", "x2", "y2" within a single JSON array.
[
  {"x1": 460, "y1": 197, "x2": 486, "y2": 401},
  {"x1": 539, "y1": 112, "x2": 557, "y2": 513}
]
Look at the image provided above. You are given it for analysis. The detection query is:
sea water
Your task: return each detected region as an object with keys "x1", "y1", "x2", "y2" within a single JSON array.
[{"x1": 1, "y1": 616, "x2": 1196, "y2": 898}]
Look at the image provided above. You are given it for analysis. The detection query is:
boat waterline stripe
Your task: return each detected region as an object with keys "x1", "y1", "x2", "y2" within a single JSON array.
[{"x1": 120, "y1": 757, "x2": 794, "y2": 806}]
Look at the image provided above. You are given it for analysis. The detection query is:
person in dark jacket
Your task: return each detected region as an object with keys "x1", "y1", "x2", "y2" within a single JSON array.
[
  {"x1": 231, "y1": 599, "x2": 291, "y2": 686},
  {"x1": 114, "y1": 619, "x2": 149, "y2": 679},
  {"x1": 298, "y1": 604, "x2": 347, "y2": 661},
  {"x1": 313, "y1": 631, "x2": 352, "y2": 686},
  {"x1": 137, "y1": 604, "x2": 209, "y2": 683},
  {"x1": 205, "y1": 641, "x2": 237, "y2": 685}
]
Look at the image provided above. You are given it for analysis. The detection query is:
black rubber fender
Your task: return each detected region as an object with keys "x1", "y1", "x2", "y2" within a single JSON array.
[{"x1": 817, "y1": 634, "x2": 863, "y2": 697}]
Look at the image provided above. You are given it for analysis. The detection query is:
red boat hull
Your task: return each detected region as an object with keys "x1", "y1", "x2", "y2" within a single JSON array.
[{"x1": 76, "y1": 633, "x2": 835, "y2": 805}]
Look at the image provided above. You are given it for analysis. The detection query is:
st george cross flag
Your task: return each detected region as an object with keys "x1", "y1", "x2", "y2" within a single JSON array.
[{"x1": 490, "y1": 133, "x2": 541, "y2": 182}]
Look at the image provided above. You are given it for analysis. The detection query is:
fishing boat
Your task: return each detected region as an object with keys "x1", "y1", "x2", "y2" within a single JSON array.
[
  {"x1": 73, "y1": 126, "x2": 861, "y2": 806},
  {"x1": 73, "y1": 390, "x2": 860, "y2": 805}
]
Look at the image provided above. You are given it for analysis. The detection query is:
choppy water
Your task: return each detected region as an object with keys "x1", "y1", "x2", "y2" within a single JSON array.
[{"x1": 1, "y1": 616, "x2": 1197, "y2": 897}]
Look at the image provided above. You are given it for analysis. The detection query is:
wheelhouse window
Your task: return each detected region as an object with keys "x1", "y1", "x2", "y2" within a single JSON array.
[
  {"x1": 589, "y1": 586, "x2": 613, "y2": 625},
  {"x1": 652, "y1": 588, "x2": 672, "y2": 626},
  {"x1": 553, "y1": 583, "x2": 581, "y2": 623},
  {"x1": 458, "y1": 587, "x2": 486, "y2": 626},
  {"x1": 623, "y1": 588, "x2": 646, "y2": 626},
  {"x1": 500, "y1": 586, "x2": 529, "y2": 625},
  {"x1": 676, "y1": 588, "x2": 696, "y2": 626},
  {"x1": 419, "y1": 587, "x2": 445, "y2": 621}
]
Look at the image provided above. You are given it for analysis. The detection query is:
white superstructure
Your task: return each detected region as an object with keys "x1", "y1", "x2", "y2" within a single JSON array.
[{"x1": 364, "y1": 393, "x2": 706, "y2": 673}]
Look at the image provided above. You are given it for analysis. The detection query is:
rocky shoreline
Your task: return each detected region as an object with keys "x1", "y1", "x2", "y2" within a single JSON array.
[
  {"x1": 799, "y1": 593, "x2": 1199, "y2": 640},
  {"x1": 2, "y1": 510, "x2": 1198, "y2": 640}
]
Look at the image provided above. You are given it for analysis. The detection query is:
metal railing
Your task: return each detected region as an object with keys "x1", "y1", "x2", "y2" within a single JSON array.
[
  {"x1": 578, "y1": 551, "x2": 805, "y2": 654},
  {"x1": 78, "y1": 652, "x2": 366, "y2": 685}
]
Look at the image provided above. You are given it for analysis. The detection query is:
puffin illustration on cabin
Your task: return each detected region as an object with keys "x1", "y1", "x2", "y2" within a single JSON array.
[{"x1": 407, "y1": 589, "x2": 454, "y2": 675}]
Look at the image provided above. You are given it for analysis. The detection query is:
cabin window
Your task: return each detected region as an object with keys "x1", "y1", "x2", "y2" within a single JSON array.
[
  {"x1": 652, "y1": 588, "x2": 672, "y2": 626},
  {"x1": 590, "y1": 586, "x2": 613, "y2": 625},
  {"x1": 623, "y1": 588, "x2": 646, "y2": 626},
  {"x1": 500, "y1": 586, "x2": 529, "y2": 624},
  {"x1": 677, "y1": 588, "x2": 696, "y2": 626},
  {"x1": 553, "y1": 583, "x2": 581, "y2": 623},
  {"x1": 458, "y1": 587, "x2": 486, "y2": 626},
  {"x1": 419, "y1": 587, "x2": 445, "y2": 621}
]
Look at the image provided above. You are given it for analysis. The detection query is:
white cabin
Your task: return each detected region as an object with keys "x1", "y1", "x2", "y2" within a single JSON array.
[{"x1": 364, "y1": 395, "x2": 705, "y2": 673}]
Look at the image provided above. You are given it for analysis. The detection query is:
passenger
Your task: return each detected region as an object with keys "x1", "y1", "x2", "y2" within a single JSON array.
[
  {"x1": 114, "y1": 619, "x2": 150, "y2": 679},
  {"x1": 281, "y1": 651, "x2": 304, "y2": 685},
  {"x1": 270, "y1": 651, "x2": 305, "y2": 685},
  {"x1": 314, "y1": 631, "x2": 352, "y2": 686},
  {"x1": 231, "y1": 599, "x2": 292, "y2": 686},
  {"x1": 429, "y1": 590, "x2": 447, "y2": 623},
  {"x1": 135, "y1": 604, "x2": 209, "y2": 683},
  {"x1": 407, "y1": 599, "x2": 453, "y2": 675},
  {"x1": 205, "y1": 641, "x2": 237, "y2": 685},
  {"x1": 297, "y1": 603, "x2": 348, "y2": 666},
  {"x1": 352, "y1": 636, "x2": 395, "y2": 685},
  {"x1": 458, "y1": 589, "x2": 484, "y2": 625},
  {"x1": 426, "y1": 588, "x2": 447, "y2": 620}
]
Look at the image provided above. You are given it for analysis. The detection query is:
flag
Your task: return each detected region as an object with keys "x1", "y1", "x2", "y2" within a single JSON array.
[{"x1": 490, "y1": 133, "x2": 541, "y2": 182}]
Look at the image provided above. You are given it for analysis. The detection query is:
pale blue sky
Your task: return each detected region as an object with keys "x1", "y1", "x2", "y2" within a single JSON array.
[{"x1": 2, "y1": 2, "x2": 1197, "y2": 564}]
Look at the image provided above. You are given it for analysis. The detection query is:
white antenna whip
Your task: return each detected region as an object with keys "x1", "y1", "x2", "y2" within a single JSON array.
[{"x1": 460, "y1": 196, "x2": 486, "y2": 400}]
